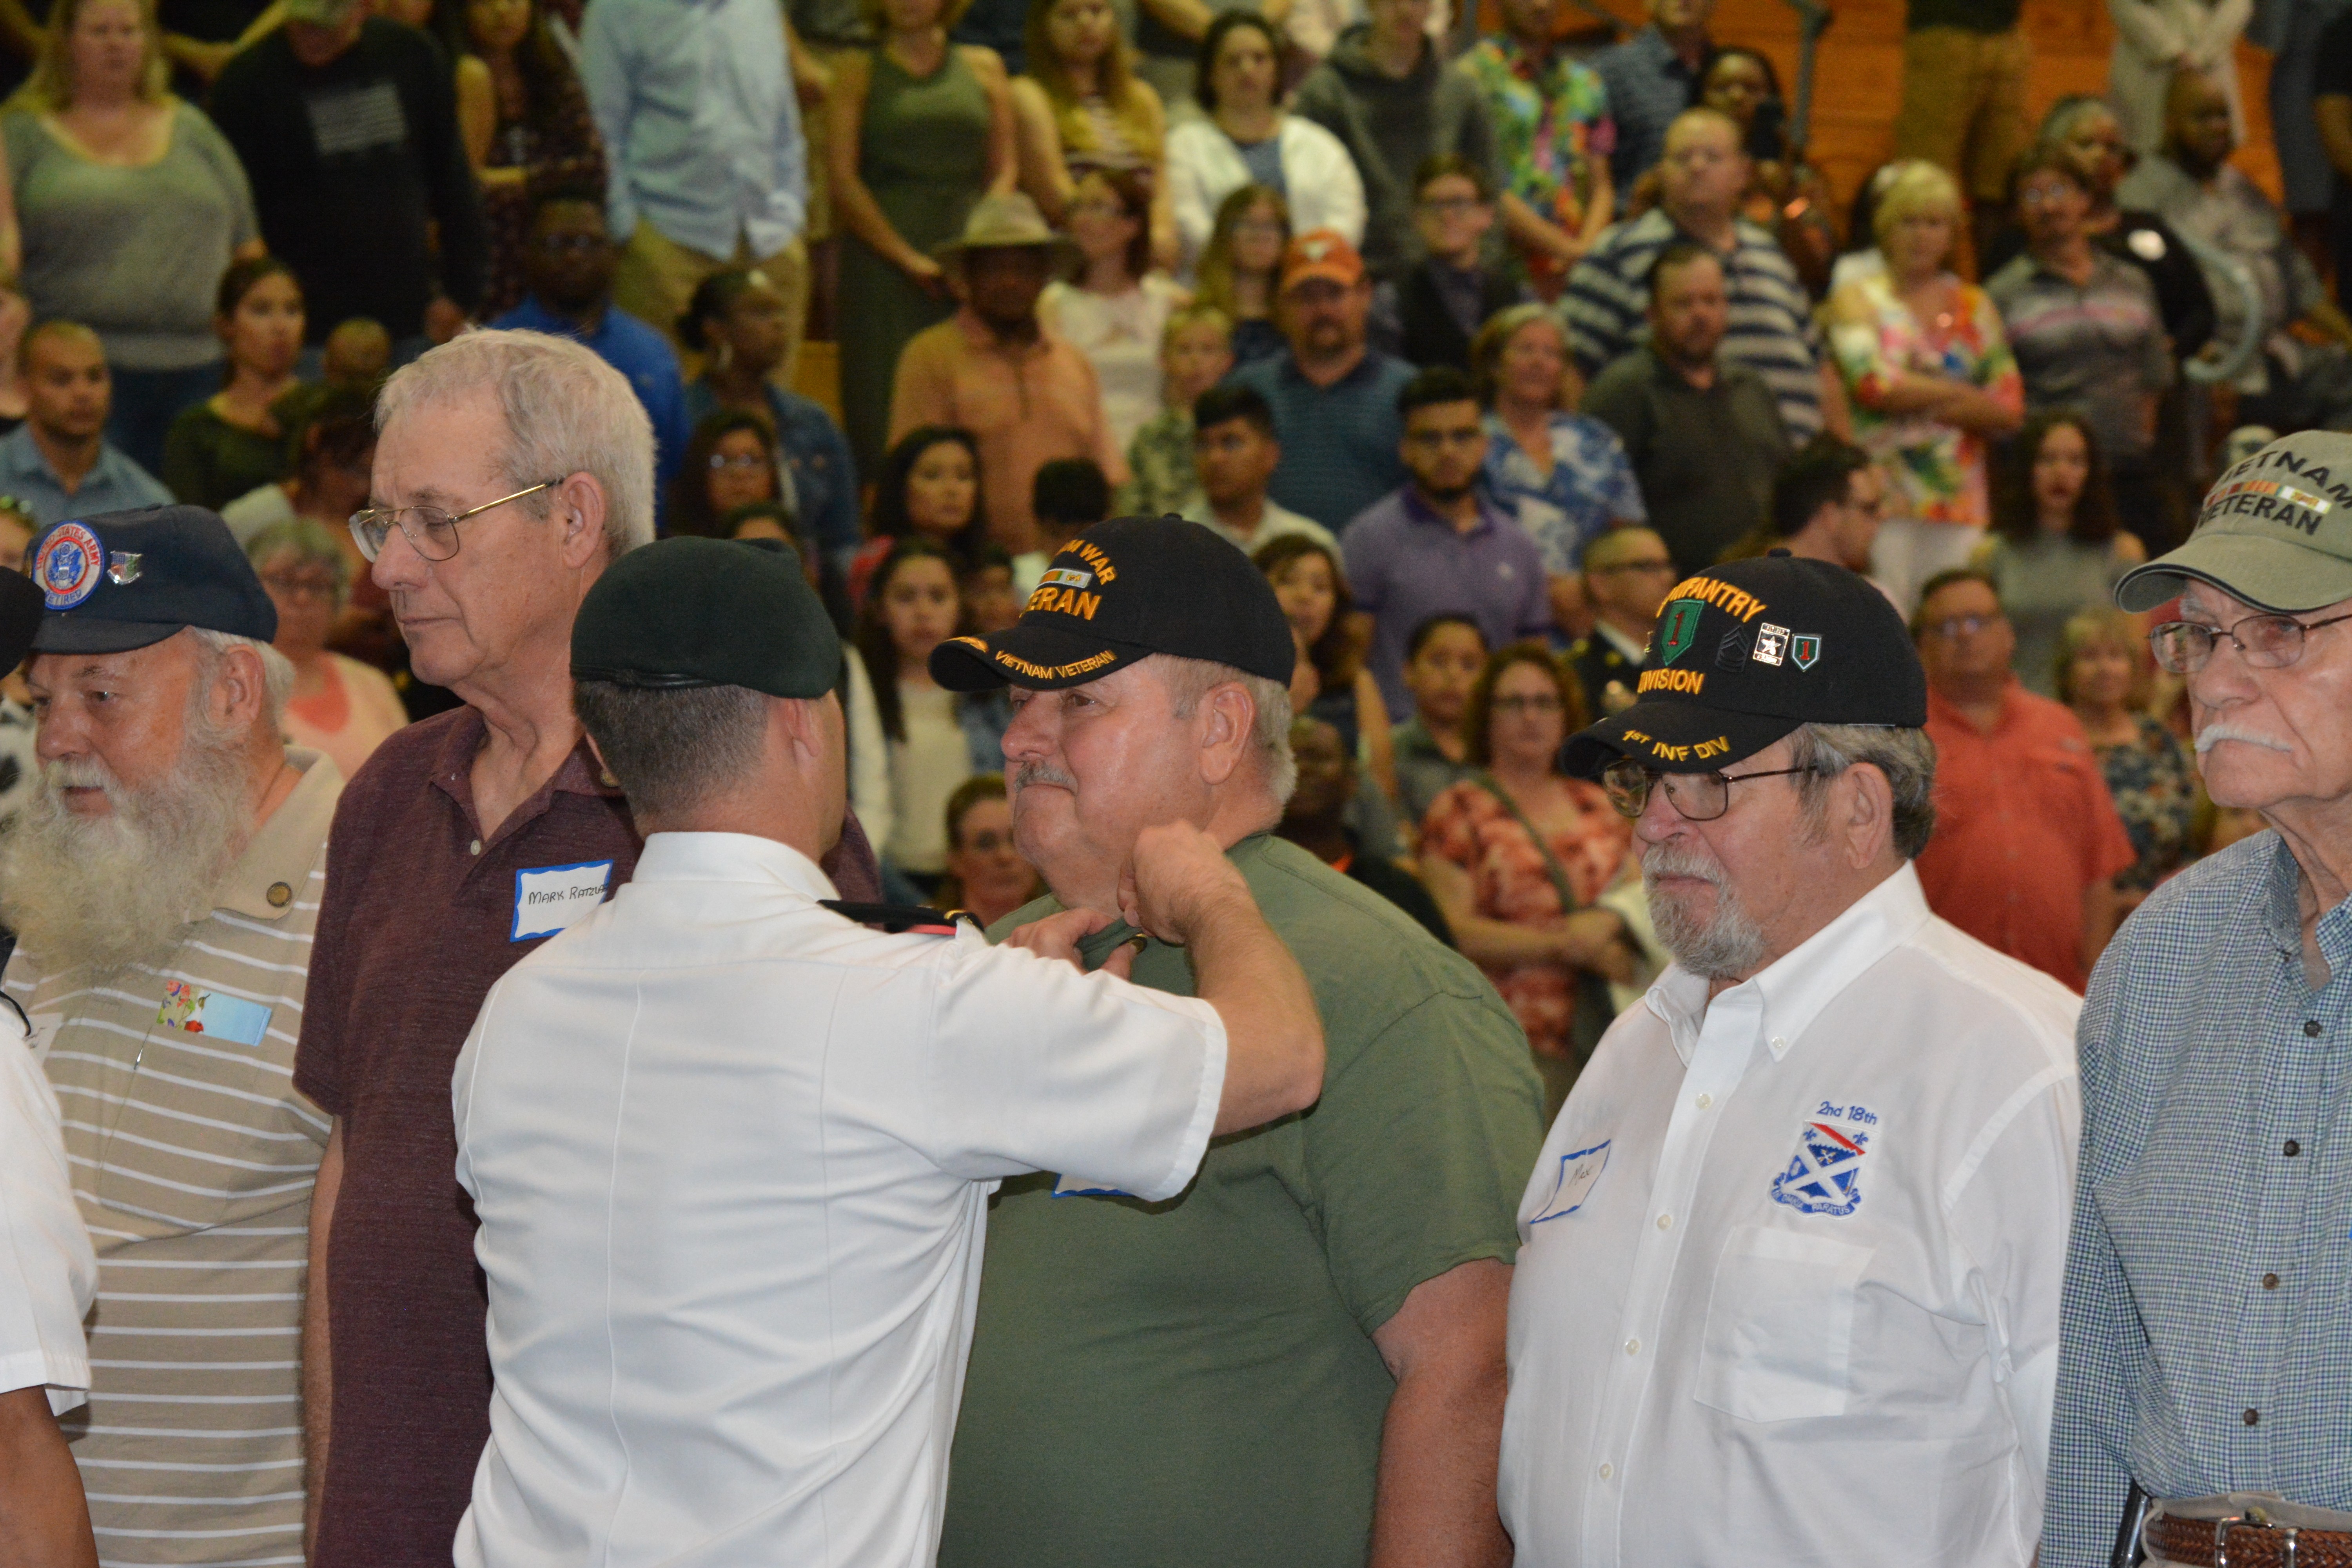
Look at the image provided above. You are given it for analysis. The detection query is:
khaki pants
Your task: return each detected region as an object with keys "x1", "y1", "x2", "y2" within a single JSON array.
[
  {"x1": 1892, "y1": 25, "x2": 2032, "y2": 205},
  {"x1": 612, "y1": 220, "x2": 810, "y2": 387}
]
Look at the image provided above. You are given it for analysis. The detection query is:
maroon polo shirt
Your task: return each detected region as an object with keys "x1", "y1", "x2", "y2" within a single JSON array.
[{"x1": 296, "y1": 706, "x2": 882, "y2": 1566}]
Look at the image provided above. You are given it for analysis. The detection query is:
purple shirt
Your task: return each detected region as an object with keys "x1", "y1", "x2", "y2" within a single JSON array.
[{"x1": 1343, "y1": 486, "x2": 1552, "y2": 720}]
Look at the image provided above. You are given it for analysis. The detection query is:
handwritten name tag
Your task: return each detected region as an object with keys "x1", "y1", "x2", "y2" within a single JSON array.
[
  {"x1": 511, "y1": 859, "x2": 614, "y2": 942},
  {"x1": 1529, "y1": 1140, "x2": 1610, "y2": 1225}
]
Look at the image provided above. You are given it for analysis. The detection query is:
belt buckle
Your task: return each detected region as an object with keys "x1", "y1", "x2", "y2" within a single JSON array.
[{"x1": 2213, "y1": 1509, "x2": 2299, "y2": 1568}]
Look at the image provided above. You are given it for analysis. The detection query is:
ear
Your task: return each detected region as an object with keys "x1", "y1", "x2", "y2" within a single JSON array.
[
  {"x1": 553, "y1": 473, "x2": 611, "y2": 571},
  {"x1": 1838, "y1": 762, "x2": 1897, "y2": 870},
  {"x1": 1195, "y1": 681, "x2": 1255, "y2": 788},
  {"x1": 210, "y1": 642, "x2": 269, "y2": 734}
]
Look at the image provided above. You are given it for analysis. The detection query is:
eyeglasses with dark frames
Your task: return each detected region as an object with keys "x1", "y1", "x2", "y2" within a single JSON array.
[
  {"x1": 1600, "y1": 758, "x2": 1820, "y2": 821},
  {"x1": 2148, "y1": 609, "x2": 2352, "y2": 674},
  {"x1": 349, "y1": 479, "x2": 563, "y2": 563}
]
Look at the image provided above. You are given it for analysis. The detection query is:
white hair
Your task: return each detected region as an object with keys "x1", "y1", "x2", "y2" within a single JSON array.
[
  {"x1": 1153, "y1": 654, "x2": 1298, "y2": 804},
  {"x1": 376, "y1": 328, "x2": 655, "y2": 561},
  {"x1": 187, "y1": 628, "x2": 295, "y2": 734}
]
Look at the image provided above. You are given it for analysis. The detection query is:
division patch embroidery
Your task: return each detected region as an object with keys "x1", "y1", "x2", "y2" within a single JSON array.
[{"x1": 1769, "y1": 1118, "x2": 1868, "y2": 1216}]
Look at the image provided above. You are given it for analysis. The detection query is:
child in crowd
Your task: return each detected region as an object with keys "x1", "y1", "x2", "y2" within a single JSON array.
[
  {"x1": 1392, "y1": 612, "x2": 1488, "y2": 831},
  {"x1": 1118, "y1": 304, "x2": 1233, "y2": 519},
  {"x1": 1024, "y1": 457, "x2": 1111, "y2": 586},
  {"x1": 1387, "y1": 156, "x2": 1524, "y2": 371},
  {"x1": 848, "y1": 426, "x2": 991, "y2": 610}
]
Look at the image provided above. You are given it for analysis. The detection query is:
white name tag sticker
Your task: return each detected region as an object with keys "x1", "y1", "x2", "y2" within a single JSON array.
[
  {"x1": 511, "y1": 859, "x2": 614, "y2": 942},
  {"x1": 1529, "y1": 1140, "x2": 1610, "y2": 1225}
]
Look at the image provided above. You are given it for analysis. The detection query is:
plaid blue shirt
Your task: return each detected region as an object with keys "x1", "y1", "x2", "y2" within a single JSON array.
[{"x1": 2044, "y1": 832, "x2": 2352, "y2": 1568}]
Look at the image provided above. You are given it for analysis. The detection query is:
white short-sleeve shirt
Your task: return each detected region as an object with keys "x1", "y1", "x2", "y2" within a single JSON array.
[
  {"x1": 0, "y1": 1009, "x2": 96, "y2": 1414},
  {"x1": 451, "y1": 831, "x2": 1227, "y2": 1568},
  {"x1": 1499, "y1": 864, "x2": 2082, "y2": 1568}
]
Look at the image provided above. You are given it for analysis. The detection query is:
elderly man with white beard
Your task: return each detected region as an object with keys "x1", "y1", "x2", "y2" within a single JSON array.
[
  {"x1": 1497, "y1": 552, "x2": 2083, "y2": 1568},
  {"x1": 2043, "y1": 430, "x2": 2352, "y2": 1568},
  {"x1": 0, "y1": 506, "x2": 340, "y2": 1568}
]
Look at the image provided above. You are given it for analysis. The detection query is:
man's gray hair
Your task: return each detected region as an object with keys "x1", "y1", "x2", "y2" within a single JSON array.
[
  {"x1": 572, "y1": 680, "x2": 769, "y2": 820},
  {"x1": 1153, "y1": 655, "x2": 1296, "y2": 804},
  {"x1": 377, "y1": 329, "x2": 655, "y2": 561},
  {"x1": 187, "y1": 628, "x2": 294, "y2": 736},
  {"x1": 1786, "y1": 722, "x2": 1938, "y2": 860}
]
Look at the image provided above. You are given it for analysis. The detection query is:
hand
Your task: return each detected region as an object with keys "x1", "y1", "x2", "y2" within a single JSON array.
[
  {"x1": 423, "y1": 296, "x2": 467, "y2": 344},
  {"x1": 1006, "y1": 906, "x2": 1120, "y2": 972},
  {"x1": 1118, "y1": 822, "x2": 1250, "y2": 947},
  {"x1": 902, "y1": 253, "x2": 949, "y2": 299}
]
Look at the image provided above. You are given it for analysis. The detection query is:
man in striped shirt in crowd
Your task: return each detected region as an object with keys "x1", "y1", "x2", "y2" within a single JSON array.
[
  {"x1": 0, "y1": 505, "x2": 341, "y2": 1568},
  {"x1": 1562, "y1": 106, "x2": 1846, "y2": 446}
]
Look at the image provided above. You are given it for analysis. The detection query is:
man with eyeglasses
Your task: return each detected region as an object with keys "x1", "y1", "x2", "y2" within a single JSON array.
[
  {"x1": 2044, "y1": 428, "x2": 2352, "y2": 1568},
  {"x1": 1500, "y1": 549, "x2": 2083, "y2": 1568},
  {"x1": 490, "y1": 189, "x2": 691, "y2": 516},
  {"x1": 1341, "y1": 365, "x2": 1552, "y2": 720},
  {"x1": 289, "y1": 330, "x2": 882, "y2": 1568},
  {"x1": 1909, "y1": 566, "x2": 2136, "y2": 993}
]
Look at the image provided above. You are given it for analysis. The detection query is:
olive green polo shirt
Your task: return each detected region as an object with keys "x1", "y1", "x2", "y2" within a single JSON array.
[{"x1": 938, "y1": 834, "x2": 1543, "y2": 1568}]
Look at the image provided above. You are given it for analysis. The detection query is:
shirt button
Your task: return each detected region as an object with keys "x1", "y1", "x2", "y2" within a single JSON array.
[
  {"x1": 1656, "y1": 1212, "x2": 1673, "y2": 1230},
  {"x1": 470, "y1": 838, "x2": 483, "y2": 857},
  {"x1": 1695, "y1": 1093, "x2": 1713, "y2": 1110},
  {"x1": 2307, "y1": 1020, "x2": 2325, "y2": 1037},
  {"x1": 1625, "y1": 1338, "x2": 1640, "y2": 1355},
  {"x1": 2244, "y1": 1408, "x2": 2261, "y2": 1426},
  {"x1": 2285, "y1": 1140, "x2": 2301, "y2": 1157},
  {"x1": 1598, "y1": 1463, "x2": 1614, "y2": 1479},
  {"x1": 2264, "y1": 1272, "x2": 2280, "y2": 1290},
  {"x1": 266, "y1": 881, "x2": 292, "y2": 907},
  {"x1": 1769, "y1": 1036, "x2": 1786, "y2": 1051}
]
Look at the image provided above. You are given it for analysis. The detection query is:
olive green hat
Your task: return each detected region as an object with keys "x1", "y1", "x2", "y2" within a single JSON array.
[{"x1": 2118, "y1": 430, "x2": 2352, "y2": 613}]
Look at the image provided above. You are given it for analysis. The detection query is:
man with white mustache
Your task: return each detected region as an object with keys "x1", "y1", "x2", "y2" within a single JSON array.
[
  {"x1": 0, "y1": 506, "x2": 341, "y2": 1567},
  {"x1": 1499, "y1": 551, "x2": 2084, "y2": 1568},
  {"x1": 2044, "y1": 429, "x2": 2352, "y2": 1567}
]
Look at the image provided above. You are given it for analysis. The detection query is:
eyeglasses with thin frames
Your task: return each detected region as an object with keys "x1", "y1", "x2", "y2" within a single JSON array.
[
  {"x1": 2149, "y1": 609, "x2": 2352, "y2": 674},
  {"x1": 1600, "y1": 759, "x2": 1818, "y2": 821},
  {"x1": 349, "y1": 479, "x2": 562, "y2": 563}
]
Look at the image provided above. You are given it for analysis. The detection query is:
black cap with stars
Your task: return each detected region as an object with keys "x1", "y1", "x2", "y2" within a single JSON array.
[{"x1": 1560, "y1": 551, "x2": 1926, "y2": 779}]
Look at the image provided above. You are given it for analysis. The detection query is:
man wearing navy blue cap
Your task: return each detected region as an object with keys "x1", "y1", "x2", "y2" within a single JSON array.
[
  {"x1": 936, "y1": 515, "x2": 1544, "y2": 1568},
  {"x1": 0, "y1": 505, "x2": 344, "y2": 1568},
  {"x1": 1500, "y1": 552, "x2": 2082, "y2": 1568}
]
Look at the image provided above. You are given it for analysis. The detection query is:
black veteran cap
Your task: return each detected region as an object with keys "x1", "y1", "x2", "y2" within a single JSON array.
[
  {"x1": 29, "y1": 505, "x2": 276, "y2": 655},
  {"x1": 929, "y1": 515, "x2": 1295, "y2": 691},
  {"x1": 1561, "y1": 552, "x2": 1926, "y2": 779},
  {"x1": 2117, "y1": 428, "x2": 2352, "y2": 613},
  {"x1": 572, "y1": 536, "x2": 843, "y2": 698}
]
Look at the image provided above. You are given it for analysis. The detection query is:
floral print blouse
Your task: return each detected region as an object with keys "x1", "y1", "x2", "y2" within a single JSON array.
[
  {"x1": 1459, "y1": 38, "x2": 1615, "y2": 238},
  {"x1": 2092, "y1": 712, "x2": 2198, "y2": 894},
  {"x1": 1420, "y1": 775, "x2": 1631, "y2": 1059},
  {"x1": 1828, "y1": 270, "x2": 2023, "y2": 527}
]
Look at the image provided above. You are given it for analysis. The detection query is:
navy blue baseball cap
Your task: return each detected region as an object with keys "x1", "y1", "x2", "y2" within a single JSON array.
[{"x1": 28, "y1": 506, "x2": 277, "y2": 655}]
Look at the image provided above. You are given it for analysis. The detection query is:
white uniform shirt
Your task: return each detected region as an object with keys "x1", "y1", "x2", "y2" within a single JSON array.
[
  {"x1": 0, "y1": 1011, "x2": 96, "y2": 1414},
  {"x1": 1499, "y1": 864, "x2": 2081, "y2": 1568},
  {"x1": 452, "y1": 831, "x2": 1227, "y2": 1568}
]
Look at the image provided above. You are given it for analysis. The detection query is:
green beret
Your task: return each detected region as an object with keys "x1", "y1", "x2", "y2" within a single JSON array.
[{"x1": 572, "y1": 537, "x2": 843, "y2": 698}]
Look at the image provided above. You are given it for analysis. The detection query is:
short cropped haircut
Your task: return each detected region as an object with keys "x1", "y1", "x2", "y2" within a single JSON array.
[
  {"x1": 1771, "y1": 435, "x2": 1873, "y2": 539},
  {"x1": 1033, "y1": 458, "x2": 1111, "y2": 530},
  {"x1": 1910, "y1": 567, "x2": 2003, "y2": 639},
  {"x1": 1406, "y1": 612, "x2": 1486, "y2": 663},
  {"x1": 1646, "y1": 240, "x2": 1722, "y2": 304},
  {"x1": 573, "y1": 680, "x2": 771, "y2": 821},
  {"x1": 1397, "y1": 364, "x2": 1480, "y2": 419},
  {"x1": 1787, "y1": 722, "x2": 1938, "y2": 860},
  {"x1": 1152, "y1": 653, "x2": 1296, "y2": 803},
  {"x1": 1414, "y1": 151, "x2": 1492, "y2": 201},
  {"x1": 377, "y1": 329, "x2": 656, "y2": 561},
  {"x1": 1192, "y1": 381, "x2": 1276, "y2": 438}
]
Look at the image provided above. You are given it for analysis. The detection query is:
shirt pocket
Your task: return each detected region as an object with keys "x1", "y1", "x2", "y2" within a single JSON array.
[{"x1": 1693, "y1": 1223, "x2": 1875, "y2": 1423}]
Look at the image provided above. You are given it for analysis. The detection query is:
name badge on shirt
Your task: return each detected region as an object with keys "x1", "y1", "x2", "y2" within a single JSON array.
[
  {"x1": 155, "y1": 980, "x2": 272, "y2": 1048},
  {"x1": 511, "y1": 859, "x2": 614, "y2": 942},
  {"x1": 1528, "y1": 1140, "x2": 1610, "y2": 1224}
]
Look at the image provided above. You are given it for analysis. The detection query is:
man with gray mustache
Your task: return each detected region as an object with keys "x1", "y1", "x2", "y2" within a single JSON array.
[
  {"x1": 1500, "y1": 551, "x2": 2084, "y2": 1568},
  {"x1": 2044, "y1": 429, "x2": 2352, "y2": 1567}
]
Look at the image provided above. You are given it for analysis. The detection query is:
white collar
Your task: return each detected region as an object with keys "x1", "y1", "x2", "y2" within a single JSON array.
[
  {"x1": 1644, "y1": 862, "x2": 1935, "y2": 1067},
  {"x1": 1595, "y1": 621, "x2": 1648, "y2": 665},
  {"x1": 630, "y1": 831, "x2": 839, "y2": 903}
]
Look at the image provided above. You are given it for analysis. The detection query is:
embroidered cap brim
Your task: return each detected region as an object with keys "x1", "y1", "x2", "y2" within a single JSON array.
[
  {"x1": 929, "y1": 621, "x2": 1158, "y2": 693},
  {"x1": 1561, "y1": 697, "x2": 1799, "y2": 780}
]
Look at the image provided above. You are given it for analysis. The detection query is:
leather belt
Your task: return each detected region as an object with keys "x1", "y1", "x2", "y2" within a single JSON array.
[{"x1": 2151, "y1": 1512, "x2": 2352, "y2": 1568}]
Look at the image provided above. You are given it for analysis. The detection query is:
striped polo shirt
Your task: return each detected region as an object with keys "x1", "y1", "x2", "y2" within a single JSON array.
[
  {"x1": 1562, "y1": 207, "x2": 1827, "y2": 443},
  {"x1": 5, "y1": 749, "x2": 342, "y2": 1568}
]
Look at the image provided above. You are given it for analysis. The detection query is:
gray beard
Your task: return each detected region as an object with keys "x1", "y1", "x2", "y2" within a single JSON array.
[
  {"x1": 1643, "y1": 842, "x2": 1768, "y2": 982},
  {"x1": 0, "y1": 739, "x2": 253, "y2": 982}
]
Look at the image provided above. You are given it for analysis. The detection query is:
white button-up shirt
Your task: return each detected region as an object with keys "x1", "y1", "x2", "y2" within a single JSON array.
[
  {"x1": 1500, "y1": 864, "x2": 2081, "y2": 1568},
  {"x1": 451, "y1": 832, "x2": 1226, "y2": 1568},
  {"x1": 0, "y1": 1011, "x2": 95, "y2": 1415}
]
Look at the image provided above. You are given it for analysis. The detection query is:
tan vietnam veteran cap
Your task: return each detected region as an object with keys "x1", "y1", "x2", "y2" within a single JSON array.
[{"x1": 2118, "y1": 430, "x2": 2352, "y2": 613}]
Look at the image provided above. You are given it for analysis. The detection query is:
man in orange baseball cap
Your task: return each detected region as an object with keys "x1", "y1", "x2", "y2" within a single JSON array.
[{"x1": 1225, "y1": 228, "x2": 1417, "y2": 533}]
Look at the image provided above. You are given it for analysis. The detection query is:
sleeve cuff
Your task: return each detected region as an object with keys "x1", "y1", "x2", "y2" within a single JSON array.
[{"x1": 1134, "y1": 1000, "x2": 1227, "y2": 1203}]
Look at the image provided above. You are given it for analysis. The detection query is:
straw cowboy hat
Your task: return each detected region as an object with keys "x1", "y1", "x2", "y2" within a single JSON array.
[{"x1": 933, "y1": 192, "x2": 1079, "y2": 272}]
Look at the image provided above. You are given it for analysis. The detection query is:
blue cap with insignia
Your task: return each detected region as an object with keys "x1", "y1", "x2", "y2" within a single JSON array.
[{"x1": 29, "y1": 505, "x2": 277, "y2": 655}]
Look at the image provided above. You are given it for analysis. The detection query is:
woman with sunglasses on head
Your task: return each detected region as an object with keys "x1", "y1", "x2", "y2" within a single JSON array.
[{"x1": 1416, "y1": 642, "x2": 1633, "y2": 1110}]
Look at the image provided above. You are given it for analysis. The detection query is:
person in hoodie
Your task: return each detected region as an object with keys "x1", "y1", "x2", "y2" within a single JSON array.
[{"x1": 1290, "y1": 0, "x2": 1503, "y2": 288}]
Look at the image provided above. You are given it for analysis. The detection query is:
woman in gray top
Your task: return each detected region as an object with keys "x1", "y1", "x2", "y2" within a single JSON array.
[
  {"x1": 1972, "y1": 410, "x2": 2148, "y2": 699},
  {"x1": 4, "y1": 0, "x2": 259, "y2": 475}
]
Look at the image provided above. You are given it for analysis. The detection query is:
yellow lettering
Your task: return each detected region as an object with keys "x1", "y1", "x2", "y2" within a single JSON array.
[
  {"x1": 1663, "y1": 574, "x2": 1769, "y2": 624},
  {"x1": 1637, "y1": 668, "x2": 1706, "y2": 696},
  {"x1": 1023, "y1": 586, "x2": 1056, "y2": 613},
  {"x1": 1693, "y1": 736, "x2": 1730, "y2": 759},
  {"x1": 1074, "y1": 592, "x2": 1101, "y2": 620},
  {"x1": 1653, "y1": 743, "x2": 1691, "y2": 761}
]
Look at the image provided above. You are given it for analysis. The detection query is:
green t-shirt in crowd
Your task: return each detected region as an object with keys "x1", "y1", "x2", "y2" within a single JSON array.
[{"x1": 938, "y1": 833, "x2": 1543, "y2": 1568}]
